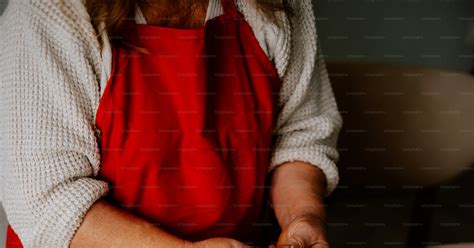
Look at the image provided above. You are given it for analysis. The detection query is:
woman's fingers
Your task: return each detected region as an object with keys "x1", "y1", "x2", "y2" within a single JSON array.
[
  {"x1": 282, "y1": 242, "x2": 329, "y2": 248},
  {"x1": 269, "y1": 241, "x2": 329, "y2": 248},
  {"x1": 193, "y1": 237, "x2": 252, "y2": 248},
  {"x1": 309, "y1": 241, "x2": 330, "y2": 247},
  {"x1": 272, "y1": 213, "x2": 329, "y2": 248}
]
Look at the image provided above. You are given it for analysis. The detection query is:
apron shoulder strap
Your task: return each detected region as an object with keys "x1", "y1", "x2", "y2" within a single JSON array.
[{"x1": 220, "y1": 0, "x2": 243, "y2": 20}]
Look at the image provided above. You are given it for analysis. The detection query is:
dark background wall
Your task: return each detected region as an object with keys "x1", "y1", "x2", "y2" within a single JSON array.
[
  {"x1": 313, "y1": 0, "x2": 474, "y2": 73},
  {"x1": 1, "y1": 0, "x2": 472, "y2": 71}
]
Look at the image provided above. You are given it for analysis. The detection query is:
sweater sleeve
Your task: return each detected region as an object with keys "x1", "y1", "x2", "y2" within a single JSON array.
[
  {"x1": 268, "y1": 0, "x2": 343, "y2": 196},
  {"x1": 0, "y1": 1, "x2": 109, "y2": 247}
]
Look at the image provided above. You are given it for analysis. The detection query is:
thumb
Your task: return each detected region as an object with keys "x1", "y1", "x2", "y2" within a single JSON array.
[{"x1": 275, "y1": 228, "x2": 309, "y2": 248}]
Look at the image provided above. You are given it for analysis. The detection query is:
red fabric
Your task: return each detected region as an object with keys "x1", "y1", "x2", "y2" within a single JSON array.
[
  {"x1": 6, "y1": 0, "x2": 282, "y2": 246},
  {"x1": 6, "y1": 225, "x2": 22, "y2": 248}
]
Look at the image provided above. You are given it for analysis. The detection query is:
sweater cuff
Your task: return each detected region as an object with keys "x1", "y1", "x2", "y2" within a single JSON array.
[
  {"x1": 268, "y1": 147, "x2": 339, "y2": 198},
  {"x1": 32, "y1": 178, "x2": 109, "y2": 247}
]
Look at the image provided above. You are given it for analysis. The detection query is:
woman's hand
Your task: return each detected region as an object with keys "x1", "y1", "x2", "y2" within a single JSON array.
[
  {"x1": 273, "y1": 212, "x2": 329, "y2": 248},
  {"x1": 269, "y1": 161, "x2": 329, "y2": 248},
  {"x1": 192, "y1": 237, "x2": 252, "y2": 248}
]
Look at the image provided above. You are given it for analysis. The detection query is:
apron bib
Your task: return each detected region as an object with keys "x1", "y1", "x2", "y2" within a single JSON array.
[{"x1": 6, "y1": 0, "x2": 282, "y2": 246}]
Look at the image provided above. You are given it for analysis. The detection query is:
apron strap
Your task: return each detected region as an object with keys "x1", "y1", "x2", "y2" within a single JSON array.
[{"x1": 220, "y1": 0, "x2": 242, "y2": 20}]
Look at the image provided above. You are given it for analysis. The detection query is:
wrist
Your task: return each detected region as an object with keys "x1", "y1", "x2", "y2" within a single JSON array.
[
  {"x1": 269, "y1": 161, "x2": 328, "y2": 229},
  {"x1": 275, "y1": 199, "x2": 327, "y2": 229},
  {"x1": 184, "y1": 240, "x2": 195, "y2": 248},
  {"x1": 270, "y1": 162, "x2": 327, "y2": 201}
]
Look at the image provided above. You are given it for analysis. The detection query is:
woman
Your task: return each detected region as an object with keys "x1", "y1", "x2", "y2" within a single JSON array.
[{"x1": 0, "y1": 0, "x2": 342, "y2": 247}]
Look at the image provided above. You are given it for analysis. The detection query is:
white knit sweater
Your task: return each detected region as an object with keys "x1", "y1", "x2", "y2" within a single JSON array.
[{"x1": 0, "y1": 0, "x2": 342, "y2": 247}]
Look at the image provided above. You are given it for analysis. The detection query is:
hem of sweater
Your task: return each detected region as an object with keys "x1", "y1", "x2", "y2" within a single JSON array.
[{"x1": 26, "y1": 178, "x2": 109, "y2": 247}]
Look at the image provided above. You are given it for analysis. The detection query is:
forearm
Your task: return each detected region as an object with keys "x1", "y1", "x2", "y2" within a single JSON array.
[
  {"x1": 71, "y1": 199, "x2": 191, "y2": 248},
  {"x1": 269, "y1": 161, "x2": 327, "y2": 228}
]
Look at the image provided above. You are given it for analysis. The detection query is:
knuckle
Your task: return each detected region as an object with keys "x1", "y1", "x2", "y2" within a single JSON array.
[{"x1": 286, "y1": 236, "x2": 306, "y2": 248}]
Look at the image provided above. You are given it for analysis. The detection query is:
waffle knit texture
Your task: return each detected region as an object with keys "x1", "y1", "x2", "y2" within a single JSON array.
[{"x1": 0, "y1": 0, "x2": 342, "y2": 247}]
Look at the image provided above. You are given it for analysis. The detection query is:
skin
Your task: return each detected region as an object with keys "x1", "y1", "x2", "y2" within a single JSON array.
[
  {"x1": 72, "y1": 1, "x2": 329, "y2": 247},
  {"x1": 269, "y1": 162, "x2": 329, "y2": 248},
  {"x1": 71, "y1": 162, "x2": 328, "y2": 248},
  {"x1": 138, "y1": 0, "x2": 209, "y2": 28}
]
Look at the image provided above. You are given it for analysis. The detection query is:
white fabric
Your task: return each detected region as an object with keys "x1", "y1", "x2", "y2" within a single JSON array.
[{"x1": 0, "y1": 0, "x2": 342, "y2": 246}]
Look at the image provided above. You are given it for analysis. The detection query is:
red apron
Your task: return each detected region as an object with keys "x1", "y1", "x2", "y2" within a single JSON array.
[{"x1": 6, "y1": 0, "x2": 282, "y2": 246}]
